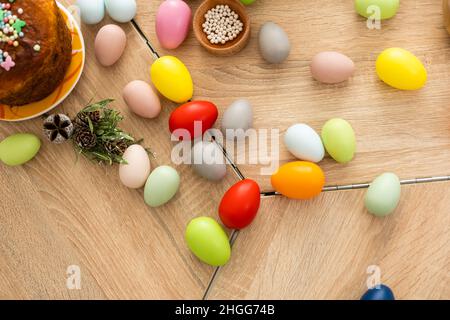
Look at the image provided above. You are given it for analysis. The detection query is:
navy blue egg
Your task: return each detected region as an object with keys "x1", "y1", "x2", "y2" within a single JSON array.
[{"x1": 361, "y1": 284, "x2": 395, "y2": 300}]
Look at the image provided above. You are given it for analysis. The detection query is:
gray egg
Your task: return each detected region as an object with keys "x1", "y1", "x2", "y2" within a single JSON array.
[
  {"x1": 258, "y1": 22, "x2": 291, "y2": 64},
  {"x1": 191, "y1": 141, "x2": 227, "y2": 181},
  {"x1": 221, "y1": 99, "x2": 253, "y2": 139}
]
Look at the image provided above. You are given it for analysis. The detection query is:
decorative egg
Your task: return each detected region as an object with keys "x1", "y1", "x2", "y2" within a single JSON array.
[
  {"x1": 258, "y1": 22, "x2": 291, "y2": 64},
  {"x1": 76, "y1": 0, "x2": 105, "y2": 25},
  {"x1": 191, "y1": 141, "x2": 227, "y2": 181},
  {"x1": 240, "y1": 0, "x2": 256, "y2": 4},
  {"x1": 150, "y1": 56, "x2": 193, "y2": 103},
  {"x1": 310, "y1": 51, "x2": 355, "y2": 84},
  {"x1": 156, "y1": 0, "x2": 191, "y2": 49},
  {"x1": 185, "y1": 217, "x2": 231, "y2": 266},
  {"x1": 321, "y1": 118, "x2": 356, "y2": 164},
  {"x1": 119, "y1": 145, "x2": 151, "y2": 189},
  {"x1": 271, "y1": 161, "x2": 325, "y2": 200},
  {"x1": 123, "y1": 80, "x2": 161, "y2": 119},
  {"x1": 355, "y1": 0, "x2": 399, "y2": 20},
  {"x1": 365, "y1": 173, "x2": 401, "y2": 217},
  {"x1": 284, "y1": 124, "x2": 324, "y2": 163},
  {"x1": 376, "y1": 48, "x2": 427, "y2": 90},
  {"x1": 361, "y1": 284, "x2": 395, "y2": 300},
  {"x1": 144, "y1": 165, "x2": 180, "y2": 207},
  {"x1": 169, "y1": 100, "x2": 218, "y2": 140},
  {"x1": 105, "y1": 0, "x2": 136, "y2": 23},
  {"x1": 0, "y1": 133, "x2": 41, "y2": 166},
  {"x1": 43, "y1": 114, "x2": 74, "y2": 144},
  {"x1": 95, "y1": 24, "x2": 127, "y2": 67},
  {"x1": 221, "y1": 99, "x2": 253, "y2": 138},
  {"x1": 219, "y1": 179, "x2": 261, "y2": 229}
]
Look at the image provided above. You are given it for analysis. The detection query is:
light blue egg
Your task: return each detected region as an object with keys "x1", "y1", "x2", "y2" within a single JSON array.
[
  {"x1": 105, "y1": 0, "x2": 137, "y2": 23},
  {"x1": 365, "y1": 172, "x2": 401, "y2": 217},
  {"x1": 76, "y1": 0, "x2": 105, "y2": 25},
  {"x1": 144, "y1": 166, "x2": 180, "y2": 207}
]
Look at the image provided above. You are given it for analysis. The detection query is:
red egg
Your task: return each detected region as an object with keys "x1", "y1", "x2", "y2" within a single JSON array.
[
  {"x1": 169, "y1": 100, "x2": 218, "y2": 140},
  {"x1": 219, "y1": 179, "x2": 261, "y2": 229}
]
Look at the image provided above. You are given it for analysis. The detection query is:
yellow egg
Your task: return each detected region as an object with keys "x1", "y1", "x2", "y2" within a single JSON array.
[
  {"x1": 376, "y1": 48, "x2": 427, "y2": 90},
  {"x1": 150, "y1": 56, "x2": 193, "y2": 103}
]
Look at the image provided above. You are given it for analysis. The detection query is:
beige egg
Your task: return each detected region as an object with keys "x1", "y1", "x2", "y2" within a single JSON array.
[
  {"x1": 123, "y1": 80, "x2": 162, "y2": 119},
  {"x1": 95, "y1": 24, "x2": 127, "y2": 67},
  {"x1": 119, "y1": 144, "x2": 151, "y2": 189},
  {"x1": 310, "y1": 51, "x2": 354, "y2": 84}
]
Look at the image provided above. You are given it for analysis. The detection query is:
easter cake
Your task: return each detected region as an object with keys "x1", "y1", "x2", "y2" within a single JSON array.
[{"x1": 0, "y1": 0, "x2": 72, "y2": 106}]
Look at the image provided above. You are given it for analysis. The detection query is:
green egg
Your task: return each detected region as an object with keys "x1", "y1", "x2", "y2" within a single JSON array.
[
  {"x1": 240, "y1": 0, "x2": 256, "y2": 5},
  {"x1": 321, "y1": 118, "x2": 356, "y2": 164},
  {"x1": 185, "y1": 217, "x2": 231, "y2": 267},
  {"x1": 0, "y1": 133, "x2": 41, "y2": 166},
  {"x1": 365, "y1": 173, "x2": 401, "y2": 216},
  {"x1": 355, "y1": 0, "x2": 399, "y2": 20},
  {"x1": 144, "y1": 165, "x2": 180, "y2": 207}
]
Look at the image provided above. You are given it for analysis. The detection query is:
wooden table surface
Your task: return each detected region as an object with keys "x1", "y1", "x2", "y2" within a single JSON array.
[{"x1": 0, "y1": 0, "x2": 449, "y2": 299}]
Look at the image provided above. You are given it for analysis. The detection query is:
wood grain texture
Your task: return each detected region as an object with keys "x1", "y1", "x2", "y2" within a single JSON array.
[
  {"x1": 0, "y1": 1, "x2": 238, "y2": 299},
  {"x1": 1, "y1": 0, "x2": 449, "y2": 300},
  {"x1": 135, "y1": 0, "x2": 450, "y2": 191},
  {"x1": 208, "y1": 182, "x2": 450, "y2": 300}
]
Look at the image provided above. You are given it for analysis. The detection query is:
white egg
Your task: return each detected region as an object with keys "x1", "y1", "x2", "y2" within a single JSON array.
[
  {"x1": 191, "y1": 141, "x2": 227, "y2": 181},
  {"x1": 119, "y1": 145, "x2": 151, "y2": 189},
  {"x1": 284, "y1": 124, "x2": 324, "y2": 163},
  {"x1": 105, "y1": 0, "x2": 137, "y2": 23},
  {"x1": 76, "y1": 0, "x2": 105, "y2": 25}
]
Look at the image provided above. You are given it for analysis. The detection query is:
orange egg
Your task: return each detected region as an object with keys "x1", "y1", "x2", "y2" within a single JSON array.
[{"x1": 271, "y1": 161, "x2": 325, "y2": 200}]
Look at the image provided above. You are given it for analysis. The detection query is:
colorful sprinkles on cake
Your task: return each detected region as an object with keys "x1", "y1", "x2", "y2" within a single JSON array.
[{"x1": 0, "y1": 0, "x2": 39, "y2": 71}]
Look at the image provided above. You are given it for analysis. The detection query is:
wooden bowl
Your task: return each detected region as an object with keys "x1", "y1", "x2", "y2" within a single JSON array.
[{"x1": 193, "y1": 0, "x2": 250, "y2": 56}]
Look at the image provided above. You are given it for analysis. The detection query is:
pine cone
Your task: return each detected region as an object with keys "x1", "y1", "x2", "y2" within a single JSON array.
[
  {"x1": 74, "y1": 113, "x2": 87, "y2": 128},
  {"x1": 73, "y1": 127, "x2": 97, "y2": 150},
  {"x1": 89, "y1": 110, "x2": 102, "y2": 123},
  {"x1": 43, "y1": 114, "x2": 74, "y2": 144},
  {"x1": 74, "y1": 110, "x2": 102, "y2": 127},
  {"x1": 104, "y1": 140, "x2": 129, "y2": 155}
]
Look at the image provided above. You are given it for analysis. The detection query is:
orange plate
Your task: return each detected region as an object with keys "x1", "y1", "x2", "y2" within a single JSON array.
[{"x1": 0, "y1": 2, "x2": 85, "y2": 122}]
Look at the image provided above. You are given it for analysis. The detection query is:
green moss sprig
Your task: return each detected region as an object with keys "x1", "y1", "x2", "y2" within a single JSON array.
[{"x1": 71, "y1": 99, "x2": 143, "y2": 165}]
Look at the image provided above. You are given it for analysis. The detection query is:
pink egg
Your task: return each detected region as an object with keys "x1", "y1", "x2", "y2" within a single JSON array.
[
  {"x1": 123, "y1": 80, "x2": 161, "y2": 119},
  {"x1": 95, "y1": 24, "x2": 127, "y2": 67},
  {"x1": 156, "y1": 0, "x2": 191, "y2": 49},
  {"x1": 310, "y1": 51, "x2": 355, "y2": 84}
]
